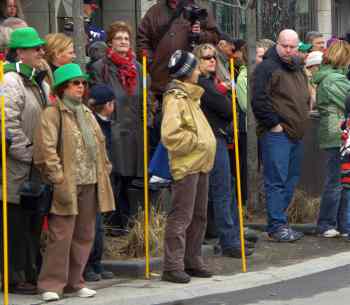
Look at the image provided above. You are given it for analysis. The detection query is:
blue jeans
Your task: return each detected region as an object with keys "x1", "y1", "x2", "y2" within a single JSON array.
[
  {"x1": 260, "y1": 132, "x2": 303, "y2": 234},
  {"x1": 317, "y1": 148, "x2": 349, "y2": 234},
  {"x1": 209, "y1": 136, "x2": 240, "y2": 250},
  {"x1": 85, "y1": 212, "x2": 104, "y2": 274}
]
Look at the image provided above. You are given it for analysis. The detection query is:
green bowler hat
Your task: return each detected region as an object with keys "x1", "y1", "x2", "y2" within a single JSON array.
[
  {"x1": 8, "y1": 27, "x2": 46, "y2": 49},
  {"x1": 53, "y1": 63, "x2": 88, "y2": 89}
]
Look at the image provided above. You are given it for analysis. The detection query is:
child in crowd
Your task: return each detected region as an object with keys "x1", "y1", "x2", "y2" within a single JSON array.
[
  {"x1": 339, "y1": 94, "x2": 350, "y2": 240},
  {"x1": 84, "y1": 84, "x2": 116, "y2": 281}
]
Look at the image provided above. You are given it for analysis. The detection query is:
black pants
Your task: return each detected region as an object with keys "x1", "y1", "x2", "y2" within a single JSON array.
[
  {"x1": 85, "y1": 212, "x2": 104, "y2": 274},
  {"x1": 0, "y1": 203, "x2": 42, "y2": 285}
]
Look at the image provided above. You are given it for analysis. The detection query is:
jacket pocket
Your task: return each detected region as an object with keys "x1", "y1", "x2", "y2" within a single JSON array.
[{"x1": 53, "y1": 178, "x2": 72, "y2": 206}]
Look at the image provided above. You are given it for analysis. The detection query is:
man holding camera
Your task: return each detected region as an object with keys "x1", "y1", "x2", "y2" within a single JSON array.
[
  {"x1": 137, "y1": 0, "x2": 219, "y2": 155},
  {"x1": 137, "y1": 0, "x2": 219, "y2": 100}
]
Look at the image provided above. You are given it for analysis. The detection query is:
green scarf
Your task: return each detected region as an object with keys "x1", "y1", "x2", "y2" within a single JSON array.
[{"x1": 62, "y1": 94, "x2": 97, "y2": 162}]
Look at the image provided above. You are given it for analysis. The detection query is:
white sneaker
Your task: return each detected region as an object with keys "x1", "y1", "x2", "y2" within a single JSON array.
[
  {"x1": 76, "y1": 287, "x2": 96, "y2": 298},
  {"x1": 322, "y1": 229, "x2": 340, "y2": 238},
  {"x1": 149, "y1": 176, "x2": 171, "y2": 183},
  {"x1": 42, "y1": 291, "x2": 60, "y2": 302},
  {"x1": 340, "y1": 233, "x2": 349, "y2": 237}
]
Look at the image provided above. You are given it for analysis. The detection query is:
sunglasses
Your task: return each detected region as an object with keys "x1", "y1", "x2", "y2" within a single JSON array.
[
  {"x1": 70, "y1": 80, "x2": 88, "y2": 87},
  {"x1": 201, "y1": 55, "x2": 217, "y2": 61},
  {"x1": 34, "y1": 46, "x2": 45, "y2": 52}
]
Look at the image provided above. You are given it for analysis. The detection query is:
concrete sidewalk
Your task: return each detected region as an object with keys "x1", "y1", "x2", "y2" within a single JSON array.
[
  {"x1": 3, "y1": 233, "x2": 350, "y2": 305},
  {"x1": 4, "y1": 250, "x2": 350, "y2": 305}
]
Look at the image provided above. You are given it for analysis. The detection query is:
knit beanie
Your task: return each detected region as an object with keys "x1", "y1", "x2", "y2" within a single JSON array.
[
  {"x1": 89, "y1": 84, "x2": 116, "y2": 105},
  {"x1": 168, "y1": 50, "x2": 198, "y2": 79},
  {"x1": 305, "y1": 51, "x2": 323, "y2": 68}
]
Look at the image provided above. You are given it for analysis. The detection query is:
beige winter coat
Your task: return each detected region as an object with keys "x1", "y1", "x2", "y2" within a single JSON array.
[
  {"x1": 33, "y1": 101, "x2": 115, "y2": 216},
  {"x1": 0, "y1": 71, "x2": 49, "y2": 204},
  {"x1": 161, "y1": 80, "x2": 216, "y2": 181}
]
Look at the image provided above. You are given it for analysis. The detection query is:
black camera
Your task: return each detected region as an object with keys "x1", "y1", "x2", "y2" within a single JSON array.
[
  {"x1": 182, "y1": 5, "x2": 208, "y2": 49},
  {"x1": 183, "y1": 5, "x2": 208, "y2": 25}
]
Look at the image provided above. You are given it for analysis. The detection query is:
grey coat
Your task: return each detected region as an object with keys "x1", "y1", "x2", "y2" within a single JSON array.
[
  {"x1": 90, "y1": 56, "x2": 145, "y2": 178},
  {"x1": 0, "y1": 72, "x2": 49, "y2": 204}
]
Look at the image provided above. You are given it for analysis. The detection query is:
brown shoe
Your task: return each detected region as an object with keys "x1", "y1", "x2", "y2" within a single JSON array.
[
  {"x1": 185, "y1": 268, "x2": 213, "y2": 278},
  {"x1": 8, "y1": 282, "x2": 37, "y2": 295},
  {"x1": 162, "y1": 271, "x2": 191, "y2": 284}
]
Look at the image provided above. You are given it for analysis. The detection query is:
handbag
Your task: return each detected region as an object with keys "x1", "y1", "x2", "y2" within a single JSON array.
[{"x1": 19, "y1": 108, "x2": 62, "y2": 216}]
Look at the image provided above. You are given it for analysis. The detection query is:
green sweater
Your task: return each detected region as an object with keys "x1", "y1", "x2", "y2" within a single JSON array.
[
  {"x1": 313, "y1": 64, "x2": 350, "y2": 149},
  {"x1": 236, "y1": 65, "x2": 247, "y2": 113}
]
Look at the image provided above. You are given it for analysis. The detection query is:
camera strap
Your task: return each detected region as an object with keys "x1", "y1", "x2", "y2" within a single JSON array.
[{"x1": 156, "y1": 0, "x2": 189, "y2": 45}]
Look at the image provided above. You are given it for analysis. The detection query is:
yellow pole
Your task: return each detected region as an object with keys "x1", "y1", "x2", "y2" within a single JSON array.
[
  {"x1": 230, "y1": 58, "x2": 247, "y2": 273},
  {"x1": 142, "y1": 54, "x2": 150, "y2": 279},
  {"x1": 1, "y1": 57, "x2": 9, "y2": 304}
]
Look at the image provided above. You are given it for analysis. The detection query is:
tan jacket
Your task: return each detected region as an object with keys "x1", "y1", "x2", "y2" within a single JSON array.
[
  {"x1": 161, "y1": 80, "x2": 216, "y2": 181},
  {"x1": 0, "y1": 71, "x2": 49, "y2": 204},
  {"x1": 33, "y1": 101, "x2": 115, "y2": 216}
]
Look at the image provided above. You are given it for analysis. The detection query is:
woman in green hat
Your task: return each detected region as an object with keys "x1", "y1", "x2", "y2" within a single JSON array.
[{"x1": 33, "y1": 63, "x2": 115, "y2": 301}]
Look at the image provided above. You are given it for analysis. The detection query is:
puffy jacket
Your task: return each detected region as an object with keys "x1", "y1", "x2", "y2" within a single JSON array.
[
  {"x1": 0, "y1": 66, "x2": 49, "y2": 204},
  {"x1": 161, "y1": 80, "x2": 216, "y2": 181},
  {"x1": 137, "y1": 0, "x2": 219, "y2": 95},
  {"x1": 251, "y1": 46, "x2": 310, "y2": 140},
  {"x1": 313, "y1": 65, "x2": 350, "y2": 149}
]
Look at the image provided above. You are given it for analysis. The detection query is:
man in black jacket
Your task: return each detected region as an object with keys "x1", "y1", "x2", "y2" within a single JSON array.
[{"x1": 251, "y1": 29, "x2": 310, "y2": 242}]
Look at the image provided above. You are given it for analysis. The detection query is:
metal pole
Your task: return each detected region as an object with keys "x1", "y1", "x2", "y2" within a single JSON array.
[
  {"x1": 142, "y1": 55, "x2": 150, "y2": 279},
  {"x1": 1, "y1": 55, "x2": 9, "y2": 305},
  {"x1": 72, "y1": 0, "x2": 86, "y2": 71},
  {"x1": 230, "y1": 58, "x2": 247, "y2": 273}
]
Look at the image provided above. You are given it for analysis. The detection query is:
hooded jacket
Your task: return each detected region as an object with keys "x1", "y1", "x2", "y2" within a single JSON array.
[
  {"x1": 313, "y1": 65, "x2": 350, "y2": 149},
  {"x1": 137, "y1": 0, "x2": 219, "y2": 95},
  {"x1": 251, "y1": 46, "x2": 310, "y2": 140},
  {"x1": 161, "y1": 80, "x2": 216, "y2": 181}
]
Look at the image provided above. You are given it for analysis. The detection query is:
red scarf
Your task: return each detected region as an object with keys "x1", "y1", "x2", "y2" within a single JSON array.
[{"x1": 107, "y1": 48, "x2": 137, "y2": 95}]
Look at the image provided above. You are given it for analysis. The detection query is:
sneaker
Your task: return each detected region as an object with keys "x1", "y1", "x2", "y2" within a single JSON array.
[
  {"x1": 100, "y1": 270, "x2": 114, "y2": 280},
  {"x1": 244, "y1": 228, "x2": 259, "y2": 243},
  {"x1": 321, "y1": 229, "x2": 340, "y2": 238},
  {"x1": 84, "y1": 270, "x2": 101, "y2": 282},
  {"x1": 185, "y1": 268, "x2": 213, "y2": 278},
  {"x1": 41, "y1": 291, "x2": 60, "y2": 301},
  {"x1": 161, "y1": 271, "x2": 191, "y2": 284},
  {"x1": 149, "y1": 176, "x2": 171, "y2": 184},
  {"x1": 222, "y1": 246, "x2": 254, "y2": 258},
  {"x1": 75, "y1": 287, "x2": 96, "y2": 298},
  {"x1": 340, "y1": 233, "x2": 348, "y2": 238},
  {"x1": 268, "y1": 227, "x2": 304, "y2": 242},
  {"x1": 245, "y1": 240, "x2": 256, "y2": 249}
]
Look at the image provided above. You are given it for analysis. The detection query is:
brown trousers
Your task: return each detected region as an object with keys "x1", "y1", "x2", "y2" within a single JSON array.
[
  {"x1": 163, "y1": 173, "x2": 209, "y2": 272},
  {"x1": 38, "y1": 184, "x2": 97, "y2": 294}
]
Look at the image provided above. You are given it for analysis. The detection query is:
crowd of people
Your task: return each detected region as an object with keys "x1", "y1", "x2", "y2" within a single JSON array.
[{"x1": 0, "y1": 0, "x2": 350, "y2": 300}]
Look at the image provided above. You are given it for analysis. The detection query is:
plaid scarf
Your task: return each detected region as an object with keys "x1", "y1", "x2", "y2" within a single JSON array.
[{"x1": 106, "y1": 48, "x2": 137, "y2": 96}]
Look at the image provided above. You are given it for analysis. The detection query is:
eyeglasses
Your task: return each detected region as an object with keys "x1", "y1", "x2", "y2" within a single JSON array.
[
  {"x1": 201, "y1": 55, "x2": 216, "y2": 61},
  {"x1": 34, "y1": 46, "x2": 45, "y2": 52},
  {"x1": 70, "y1": 80, "x2": 88, "y2": 87}
]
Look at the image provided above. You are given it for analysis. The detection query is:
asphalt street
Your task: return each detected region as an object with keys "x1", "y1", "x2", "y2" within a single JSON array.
[{"x1": 158, "y1": 264, "x2": 350, "y2": 305}]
